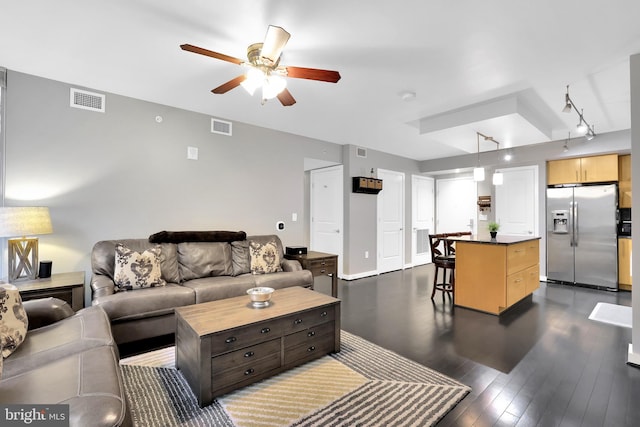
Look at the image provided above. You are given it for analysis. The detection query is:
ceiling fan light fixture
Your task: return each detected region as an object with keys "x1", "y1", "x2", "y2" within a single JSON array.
[
  {"x1": 241, "y1": 67, "x2": 264, "y2": 95},
  {"x1": 262, "y1": 74, "x2": 287, "y2": 100}
]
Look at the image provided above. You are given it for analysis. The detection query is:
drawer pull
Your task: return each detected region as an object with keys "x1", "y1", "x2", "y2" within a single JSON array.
[
  {"x1": 244, "y1": 368, "x2": 255, "y2": 376},
  {"x1": 225, "y1": 337, "x2": 237, "y2": 344},
  {"x1": 321, "y1": 261, "x2": 326, "y2": 266},
  {"x1": 261, "y1": 327, "x2": 271, "y2": 334},
  {"x1": 244, "y1": 351, "x2": 255, "y2": 358},
  {"x1": 294, "y1": 319, "x2": 303, "y2": 325},
  {"x1": 320, "y1": 311, "x2": 328, "y2": 317},
  {"x1": 320, "y1": 269, "x2": 326, "y2": 274},
  {"x1": 307, "y1": 331, "x2": 316, "y2": 337},
  {"x1": 515, "y1": 279, "x2": 522, "y2": 283},
  {"x1": 307, "y1": 346, "x2": 316, "y2": 352}
]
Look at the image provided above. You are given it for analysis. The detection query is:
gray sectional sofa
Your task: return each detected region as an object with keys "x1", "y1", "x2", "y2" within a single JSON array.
[
  {"x1": 90, "y1": 232, "x2": 313, "y2": 345},
  {"x1": 0, "y1": 297, "x2": 130, "y2": 427}
]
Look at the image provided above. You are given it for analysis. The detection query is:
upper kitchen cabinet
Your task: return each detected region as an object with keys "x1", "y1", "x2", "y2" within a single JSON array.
[
  {"x1": 619, "y1": 154, "x2": 632, "y2": 208},
  {"x1": 547, "y1": 154, "x2": 618, "y2": 186}
]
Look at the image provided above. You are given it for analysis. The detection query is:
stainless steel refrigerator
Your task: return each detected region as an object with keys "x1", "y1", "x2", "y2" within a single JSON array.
[{"x1": 547, "y1": 184, "x2": 617, "y2": 290}]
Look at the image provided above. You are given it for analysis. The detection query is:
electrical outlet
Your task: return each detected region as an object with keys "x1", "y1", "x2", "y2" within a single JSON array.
[
  {"x1": 365, "y1": 251, "x2": 369, "y2": 258},
  {"x1": 292, "y1": 213, "x2": 298, "y2": 222}
]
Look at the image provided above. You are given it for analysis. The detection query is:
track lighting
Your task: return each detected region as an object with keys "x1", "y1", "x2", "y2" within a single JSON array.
[
  {"x1": 563, "y1": 131, "x2": 571, "y2": 152},
  {"x1": 562, "y1": 85, "x2": 596, "y2": 139}
]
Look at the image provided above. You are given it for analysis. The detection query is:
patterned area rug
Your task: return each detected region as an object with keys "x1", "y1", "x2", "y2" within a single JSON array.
[{"x1": 120, "y1": 331, "x2": 470, "y2": 426}]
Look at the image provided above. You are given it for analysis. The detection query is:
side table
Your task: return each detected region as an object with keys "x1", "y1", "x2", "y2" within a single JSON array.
[
  {"x1": 285, "y1": 251, "x2": 338, "y2": 297},
  {"x1": 13, "y1": 271, "x2": 85, "y2": 311}
]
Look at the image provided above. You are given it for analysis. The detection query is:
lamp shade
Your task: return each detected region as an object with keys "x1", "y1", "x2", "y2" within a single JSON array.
[
  {"x1": 473, "y1": 167, "x2": 485, "y2": 182},
  {"x1": 0, "y1": 207, "x2": 53, "y2": 238}
]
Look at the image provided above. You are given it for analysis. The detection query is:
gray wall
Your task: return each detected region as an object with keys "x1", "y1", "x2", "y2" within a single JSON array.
[
  {"x1": 3, "y1": 70, "x2": 341, "y2": 302},
  {"x1": 343, "y1": 144, "x2": 421, "y2": 276}
]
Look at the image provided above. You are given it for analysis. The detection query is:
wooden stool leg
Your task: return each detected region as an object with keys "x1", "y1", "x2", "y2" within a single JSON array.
[{"x1": 431, "y1": 265, "x2": 439, "y2": 299}]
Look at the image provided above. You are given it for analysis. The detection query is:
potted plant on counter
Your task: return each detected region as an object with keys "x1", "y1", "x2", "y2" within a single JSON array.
[{"x1": 488, "y1": 221, "x2": 500, "y2": 239}]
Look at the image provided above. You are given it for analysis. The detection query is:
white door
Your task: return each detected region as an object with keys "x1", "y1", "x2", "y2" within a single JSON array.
[
  {"x1": 495, "y1": 165, "x2": 539, "y2": 236},
  {"x1": 377, "y1": 169, "x2": 405, "y2": 273},
  {"x1": 310, "y1": 165, "x2": 344, "y2": 277},
  {"x1": 436, "y1": 176, "x2": 477, "y2": 234},
  {"x1": 412, "y1": 175, "x2": 434, "y2": 266}
]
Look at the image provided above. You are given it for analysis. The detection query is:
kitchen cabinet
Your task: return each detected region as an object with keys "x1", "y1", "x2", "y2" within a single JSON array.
[
  {"x1": 454, "y1": 236, "x2": 540, "y2": 315},
  {"x1": 619, "y1": 237, "x2": 632, "y2": 291},
  {"x1": 619, "y1": 154, "x2": 632, "y2": 208},
  {"x1": 547, "y1": 154, "x2": 618, "y2": 185}
]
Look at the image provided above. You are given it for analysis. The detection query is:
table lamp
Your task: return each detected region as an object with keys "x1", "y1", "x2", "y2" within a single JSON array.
[{"x1": 0, "y1": 207, "x2": 53, "y2": 281}]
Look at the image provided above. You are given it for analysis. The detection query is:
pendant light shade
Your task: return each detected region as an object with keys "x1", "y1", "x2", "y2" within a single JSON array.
[
  {"x1": 474, "y1": 167, "x2": 485, "y2": 181},
  {"x1": 492, "y1": 171, "x2": 503, "y2": 185}
]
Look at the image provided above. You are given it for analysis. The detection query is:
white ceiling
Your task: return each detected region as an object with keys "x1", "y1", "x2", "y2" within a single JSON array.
[{"x1": 2, "y1": 1, "x2": 639, "y2": 161}]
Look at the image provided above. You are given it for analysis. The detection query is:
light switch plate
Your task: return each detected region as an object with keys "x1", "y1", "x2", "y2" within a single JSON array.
[{"x1": 187, "y1": 146, "x2": 198, "y2": 160}]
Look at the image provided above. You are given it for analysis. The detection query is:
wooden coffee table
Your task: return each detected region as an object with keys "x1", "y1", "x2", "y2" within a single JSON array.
[{"x1": 175, "y1": 286, "x2": 341, "y2": 407}]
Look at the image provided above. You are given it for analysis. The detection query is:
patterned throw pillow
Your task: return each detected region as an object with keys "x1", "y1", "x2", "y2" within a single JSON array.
[
  {"x1": 114, "y1": 244, "x2": 166, "y2": 291},
  {"x1": 0, "y1": 284, "x2": 29, "y2": 359},
  {"x1": 249, "y1": 240, "x2": 283, "y2": 274}
]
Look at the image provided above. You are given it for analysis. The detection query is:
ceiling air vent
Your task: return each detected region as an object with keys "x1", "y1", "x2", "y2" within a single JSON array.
[
  {"x1": 356, "y1": 147, "x2": 367, "y2": 158},
  {"x1": 211, "y1": 118, "x2": 232, "y2": 136},
  {"x1": 70, "y1": 88, "x2": 105, "y2": 112}
]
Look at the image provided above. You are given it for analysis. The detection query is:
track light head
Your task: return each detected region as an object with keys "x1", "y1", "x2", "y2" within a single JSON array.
[{"x1": 562, "y1": 86, "x2": 572, "y2": 113}]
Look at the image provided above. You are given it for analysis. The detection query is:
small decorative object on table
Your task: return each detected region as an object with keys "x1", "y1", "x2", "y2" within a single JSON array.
[
  {"x1": 488, "y1": 221, "x2": 500, "y2": 239},
  {"x1": 246, "y1": 287, "x2": 274, "y2": 308}
]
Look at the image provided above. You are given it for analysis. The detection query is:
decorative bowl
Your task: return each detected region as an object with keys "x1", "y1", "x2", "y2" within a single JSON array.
[{"x1": 246, "y1": 287, "x2": 274, "y2": 308}]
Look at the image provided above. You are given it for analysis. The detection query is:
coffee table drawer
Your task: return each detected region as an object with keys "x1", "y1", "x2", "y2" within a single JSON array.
[
  {"x1": 284, "y1": 332, "x2": 335, "y2": 365},
  {"x1": 211, "y1": 338, "x2": 281, "y2": 375},
  {"x1": 283, "y1": 305, "x2": 335, "y2": 334},
  {"x1": 210, "y1": 321, "x2": 284, "y2": 355},
  {"x1": 284, "y1": 321, "x2": 335, "y2": 348},
  {"x1": 212, "y1": 352, "x2": 281, "y2": 389}
]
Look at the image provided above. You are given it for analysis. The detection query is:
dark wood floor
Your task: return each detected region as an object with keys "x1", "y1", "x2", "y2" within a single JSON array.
[{"x1": 312, "y1": 264, "x2": 640, "y2": 427}]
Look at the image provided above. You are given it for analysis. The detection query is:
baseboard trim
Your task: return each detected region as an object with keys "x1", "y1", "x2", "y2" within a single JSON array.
[{"x1": 342, "y1": 270, "x2": 379, "y2": 281}]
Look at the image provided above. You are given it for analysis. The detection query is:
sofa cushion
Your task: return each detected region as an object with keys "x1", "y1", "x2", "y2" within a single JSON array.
[
  {"x1": 3, "y1": 305, "x2": 115, "y2": 378},
  {"x1": 0, "y1": 284, "x2": 28, "y2": 358},
  {"x1": 231, "y1": 240, "x2": 251, "y2": 276},
  {"x1": 253, "y1": 270, "x2": 314, "y2": 289},
  {"x1": 178, "y1": 242, "x2": 233, "y2": 280},
  {"x1": 92, "y1": 239, "x2": 180, "y2": 284},
  {"x1": 249, "y1": 239, "x2": 283, "y2": 274},
  {"x1": 114, "y1": 244, "x2": 166, "y2": 291},
  {"x1": 183, "y1": 275, "x2": 258, "y2": 304},
  {"x1": 92, "y1": 284, "x2": 195, "y2": 323},
  {"x1": 0, "y1": 346, "x2": 128, "y2": 427}
]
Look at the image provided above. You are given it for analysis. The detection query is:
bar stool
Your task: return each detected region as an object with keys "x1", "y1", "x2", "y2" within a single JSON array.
[{"x1": 428, "y1": 233, "x2": 456, "y2": 301}]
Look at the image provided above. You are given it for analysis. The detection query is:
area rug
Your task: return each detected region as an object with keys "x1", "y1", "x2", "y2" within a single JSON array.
[
  {"x1": 589, "y1": 302, "x2": 632, "y2": 328},
  {"x1": 120, "y1": 331, "x2": 470, "y2": 426}
]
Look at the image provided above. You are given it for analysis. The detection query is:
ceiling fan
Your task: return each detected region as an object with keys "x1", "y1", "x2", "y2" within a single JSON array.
[{"x1": 181, "y1": 25, "x2": 341, "y2": 106}]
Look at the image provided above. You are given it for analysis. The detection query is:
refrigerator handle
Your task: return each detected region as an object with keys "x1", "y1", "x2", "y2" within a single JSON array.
[{"x1": 574, "y1": 201, "x2": 579, "y2": 246}]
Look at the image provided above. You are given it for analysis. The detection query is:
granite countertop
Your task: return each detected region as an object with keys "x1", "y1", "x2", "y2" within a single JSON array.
[{"x1": 446, "y1": 235, "x2": 541, "y2": 245}]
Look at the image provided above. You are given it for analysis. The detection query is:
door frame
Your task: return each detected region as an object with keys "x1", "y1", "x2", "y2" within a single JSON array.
[{"x1": 411, "y1": 174, "x2": 434, "y2": 266}]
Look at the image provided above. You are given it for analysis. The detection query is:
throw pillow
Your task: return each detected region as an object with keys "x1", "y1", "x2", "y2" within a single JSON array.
[
  {"x1": 114, "y1": 244, "x2": 166, "y2": 291},
  {"x1": 249, "y1": 240, "x2": 283, "y2": 274},
  {"x1": 0, "y1": 284, "x2": 29, "y2": 359}
]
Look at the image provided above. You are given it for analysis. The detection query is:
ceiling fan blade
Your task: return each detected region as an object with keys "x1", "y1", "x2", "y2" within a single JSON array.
[
  {"x1": 285, "y1": 66, "x2": 341, "y2": 83},
  {"x1": 180, "y1": 44, "x2": 244, "y2": 65},
  {"x1": 212, "y1": 75, "x2": 246, "y2": 94},
  {"x1": 277, "y1": 88, "x2": 296, "y2": 106},
  {"x1": 260, "y1": 26, "x2": 291, "y2": 65}
]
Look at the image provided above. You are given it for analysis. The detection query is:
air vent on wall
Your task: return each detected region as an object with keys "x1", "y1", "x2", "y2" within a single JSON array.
[
  {"x1": 211, "y1": 118, "x2": 232, "y2": 136},
  {"x1": 70, "y1": 88, "x2": 105, "y2": 112},
  {"x1": 356, "y1": 147, "x2": 367, "y2": 158}
]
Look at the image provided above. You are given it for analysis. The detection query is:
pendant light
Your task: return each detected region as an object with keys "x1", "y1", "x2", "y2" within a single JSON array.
[
  {"x1": 492, "y1": 140, "x2": 503, "y2": 186},
  {"x1": 473, "y1": 132, "x2": 485, "y2": 182}
]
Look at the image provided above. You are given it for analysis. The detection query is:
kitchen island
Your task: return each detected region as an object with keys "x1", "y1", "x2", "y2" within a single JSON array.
[{"x1": 448, "y1": 235, "x2": 541, "y2": 315}]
